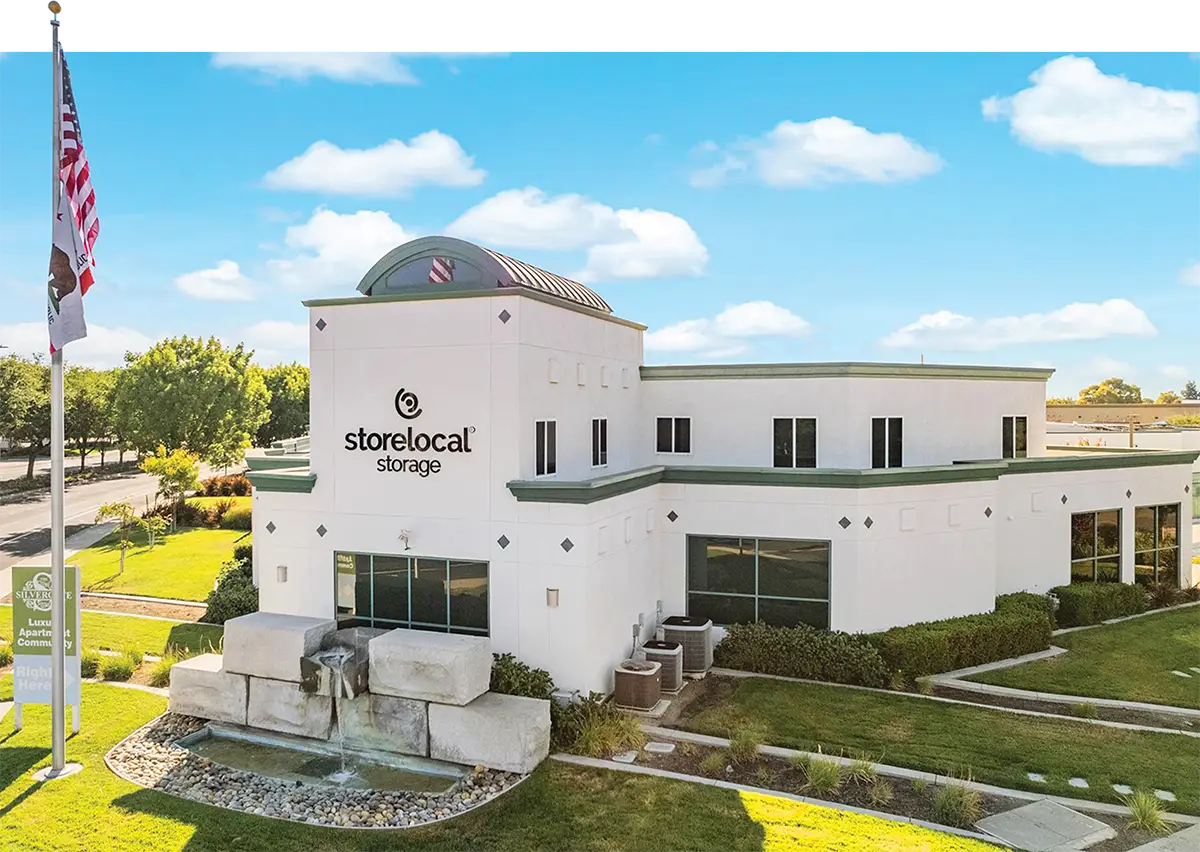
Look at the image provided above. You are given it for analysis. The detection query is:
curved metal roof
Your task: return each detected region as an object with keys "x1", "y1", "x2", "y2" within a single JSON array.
[{"x1": 356, "y1": 236, "x2": 612, "y2": 314}]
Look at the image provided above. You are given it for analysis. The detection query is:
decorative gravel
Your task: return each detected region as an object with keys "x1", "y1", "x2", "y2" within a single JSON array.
[{"x1": 105, "y1": 713, "x2": 526, "y2": 829}]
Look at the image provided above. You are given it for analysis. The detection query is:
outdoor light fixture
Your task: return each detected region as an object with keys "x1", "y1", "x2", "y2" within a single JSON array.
[
  {"x1": 276, "y1": 565, "x2": 288, "y2": 583},
  {"x1": 398, "y1": 530, "x2": 411, "y2": 551},
  {"x1": 546, "y1": 588, "x2": 559, "y2": 607}
]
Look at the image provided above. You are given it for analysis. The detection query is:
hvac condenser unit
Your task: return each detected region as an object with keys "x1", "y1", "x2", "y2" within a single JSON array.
[
  {"x1": 662, "y1": 616, "x2": 713, "y2": 674},
  {"x1": 613, "y1": 659, "x2": 662, "y2": 710},
  {"x1": 641, "y1": 640, "x2": 683, "y2": 693}
]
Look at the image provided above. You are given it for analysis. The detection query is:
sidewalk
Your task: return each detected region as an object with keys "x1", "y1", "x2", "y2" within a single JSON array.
[{"x1": 1, "y1": 522, "x2": 116, "y2": 598}]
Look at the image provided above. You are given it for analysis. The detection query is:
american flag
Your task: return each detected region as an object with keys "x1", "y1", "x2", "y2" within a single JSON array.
[
  {"x1": 429, "y1": 256, "x2": 455, "y2": 284},
  {"x1": 60, "y1": 52, "x2": 99, "y2": 291}
]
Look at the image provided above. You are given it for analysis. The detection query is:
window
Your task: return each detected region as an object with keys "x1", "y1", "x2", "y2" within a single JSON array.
[
  {"x1": 773, "y1": 418, "x2": 817, "y2": 468},
  {"x1": 535, "y1": 420, "x2": 556, "y2": 476},
  {"x1": 1134, "y1": 504, "x2": 1180, "y2": 587},
  {"x1": 871, "y1": 417, "x2": 903, "y2": 469},
  {"x1": 1002, "y1": 416, "x2": 1028, "y2": 459},
  {"x1": 335, "y1": 552, "x2": 488, "y2": 635},
  {"x1": 1070, "y1": 510, "x2": 1121, "y2": 583},
  {"x1": 592, "y1": 417, "x2": 608, "y2": 467},
  {"x1": 686, "y1": 536, "x2": 830, "y2": 629},
  {"x1": 656, "y1": 416, "x2": 691, "y2": 454}
]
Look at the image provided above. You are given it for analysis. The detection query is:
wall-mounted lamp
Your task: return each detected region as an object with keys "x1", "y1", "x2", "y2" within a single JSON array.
[
  {"x1": 398, "y1": 530, "x2": 412, "y2": 551},
  {"x1": 276, "y1": 565, "x2": 288, "y2": 583},
  {"x1": 546, "y1": 588, "x2": 560, "y2": 607}
]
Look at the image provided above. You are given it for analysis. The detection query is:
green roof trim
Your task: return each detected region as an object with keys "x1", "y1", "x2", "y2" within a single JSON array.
[
  {"x1": 246, "y1": 454, "x2": 312, "y2": 471},
  {"x1": 246, "y1": 468, "x2": 317, "y2": 494},
  {"x1": 302, "y1": 286, "x2": 647, "y2": 331},
  {"x1": 639, "y1": 362, "x2": 1055, "y2": 382},
  {"x1": 507, "y1": 450, "x2": 1198, "y2": 504}
]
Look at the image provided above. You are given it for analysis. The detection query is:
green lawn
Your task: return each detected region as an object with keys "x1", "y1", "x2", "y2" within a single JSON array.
[
  {"x1": 679, "y1": 676, "x2": 1200, "y2": 813},
  {"x1": 186, "y1": 496, "x2": 252, "y2": 511},
  {"x1": 0, "y1": 605, "x2": 223, "y2": 656},
  {"x1": 966, "y1": 606, "x2": 1200, "y2": 709},
  {"x1": 0, "y1": 678, "x2": 995, "y2": 852},
  {"x1": 74, "y1": 526, "x2": 246, "y2": 601}
]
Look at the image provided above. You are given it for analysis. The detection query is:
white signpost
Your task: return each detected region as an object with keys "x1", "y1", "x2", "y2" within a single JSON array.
[{"x1": 11, "y1": 564, "x2": 82, "y2": 734}]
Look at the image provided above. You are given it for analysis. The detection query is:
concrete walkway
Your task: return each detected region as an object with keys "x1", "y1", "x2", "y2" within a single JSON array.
[{"x1": 1128, "y1": 823, "x2": 1200, "y2": 852}]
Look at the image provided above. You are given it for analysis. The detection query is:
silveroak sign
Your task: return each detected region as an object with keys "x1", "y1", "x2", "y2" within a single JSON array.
[{"x1": 344, "y1": 389, "x2": 475, "y2": 477}]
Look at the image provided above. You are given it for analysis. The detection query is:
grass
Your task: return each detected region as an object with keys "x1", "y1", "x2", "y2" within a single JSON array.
[
  {"x1": 681, "y1": 676, "x2": 1200, "y2": 813},
  {"x1": 74, "y1": 526, "x2": 246, "y2": 601},
  {"x1": 0, "y1": 605, "x2": 224, "y2": 656},
  {"x1": 966, "y1": 606, "x2": 1200, "y2": 709},
  {"x1": 0, "y1": 677, "x2": 997, "y2": 852},
  {"x1": 185, "y1": 496, "x2": 252, "y2": 511}
]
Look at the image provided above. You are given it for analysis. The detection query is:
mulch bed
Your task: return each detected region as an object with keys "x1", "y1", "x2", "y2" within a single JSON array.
[
  {"x1": 929, "y1": 684, "x2": 1197, "y2": 733},
  {"x1": 78, "y1": 594, "x2": 208, "y2": 622}
]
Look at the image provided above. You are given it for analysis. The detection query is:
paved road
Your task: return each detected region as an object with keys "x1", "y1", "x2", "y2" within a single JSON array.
[{"x1": 0, "y1": 452, "x2": 114, "y2": 481}]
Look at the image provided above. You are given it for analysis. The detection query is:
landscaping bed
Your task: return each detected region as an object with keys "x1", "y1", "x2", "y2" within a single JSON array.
[{"x1": 79, "y1": 593, "x2": 208, "y2": 622}]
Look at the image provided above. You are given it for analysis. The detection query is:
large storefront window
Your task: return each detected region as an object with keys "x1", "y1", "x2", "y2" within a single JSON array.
[
  {"x1": 1070, "y1": 510, "x2": 1121, "y2": 583},
  {"x1": 335, "y1": 552, "x2": 488, "y2": 635},
  {"x1": 1134, "y1": 504, "x2": 1180, "y2": 587},
  {"x1": 686, "y1": 536, "x2": 830, "y2": 629}
]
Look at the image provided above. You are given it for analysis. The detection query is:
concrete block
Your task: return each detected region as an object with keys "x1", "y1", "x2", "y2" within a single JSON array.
[
  {"x1": 222, "y1": 612, "x2": 337, "y2": 683},
  {"x1": 247, "y1": 676, "x2": 332, "y2": 740},
  {"x1": 368, "y1": 629, "x2": 491, "y2": 706},
  {"x1": 339, "y1": 693, "x2": 429, "y2": 757},
  {"x1": 167, "y1": 653, "x2": 247, "y2": 725},
  {"x1": 429, "y1": 692, "x2": 550, "y2": 774}
]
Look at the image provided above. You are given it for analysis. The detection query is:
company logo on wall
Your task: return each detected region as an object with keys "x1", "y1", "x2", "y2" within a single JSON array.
[
  {"x1": 14, "y1": 572, "x2": 53, "y2": 613},
  {"x1": 345, "y1": 387, "x2": 476, "y2": 478}
]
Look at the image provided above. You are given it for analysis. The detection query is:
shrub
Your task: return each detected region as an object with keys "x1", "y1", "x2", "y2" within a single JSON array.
[
  {"x1": 865, "y1": 600, "x2": 1053, "y2": 677},
  {"x1": 713, "y1": 622, "x2": 891, "y2": 688},
  {"x1": 868, "y1": 778, "x2": 895, "y2": 808},
  {"x1": 933, "y1": 783, "x2": 981, "y2": 828},
  {"x1": 1147, "y1": 581, "x2": 1183, "y2": 610},
  {"x1": 219, "y1": 505, "x2": 252, "y2": 531},
  {"x1": 571, "y1": 703, "x2": 646, "y2": 758},
  {"x1": 1051, "y1": 583, "x2": 1148, "y2": 628},
  {"x1": 144, "y1": 500, "x2": 205, "y2": 529},
  {"x1": 203, "y1": 559, "x2": 258, "y2": 624},
  {"x1": 101, "y1": 656, "x2": 135, "y2": 682},
  {"x1": 752, "y1": 766, "x2": 775, "y2": 788},
  {"x1": 699, "y1": 751, "x2": 727, "y2": 776},
  {"x1": 847, "y1": 758, "x2": 878, "y2": 786},
  {"x1": 0, "y1": 644, "x2": 12, "y2": 668},
  {"x1": 149, "y1": 655, "x2": 178, "y2": 688},
  {"x1": 1124, "y1": 790, "x2": 1170, "y2": 835},
  {"x1": 1071, "y1": 702, "x2": 1098, "y2": 719},
  {"x1": 1183, "y1": 583, "x2": 1200, "y2": 603},
  {"x1": 727, "y1": 727, "x2": 763, "y2": 765},
  {"x1": 802, "y1": 758, "x2": 842, "y2": 795},
  {"x1": 197, "y1": 474, "x2": 253, "y2": 497},
  {"x1": 788, "y1": 753, "x2": 811, "y2": 772},
  {"x1": 997, "y1": 591, "x2": 1057, "y2": 624},
  {"x1": 490, "y1": 653, "x2": 554, "y2": 700},
  {"x1": 232, "y1": 542, "x2": 253, "y2": 565},
  {"x1": 80, "y1": 650, "x2": 101, "y2": 678},
  {"x1": 123, "y1": 646, "x2": 144, "y2": 667}
]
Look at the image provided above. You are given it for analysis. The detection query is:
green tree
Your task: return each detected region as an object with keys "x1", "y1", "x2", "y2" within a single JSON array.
[
  {"x1": 141, "y1": 445, "x2": 200, "y2": 530},
  {"x1": 1078, "y1": 377, "x2": 1143, "y2": 404},
  {"x1": 95, "y1": 500, "x2": 138, "y2": 575},
  {"x1": 1182, "y1": 381, "x2": 1199, "y2": 401},
  {"x1": 1046, "y1": 396, "x2": 1075, "y2": 405},
  {"x1": 1155, "y1": 390, "x2": 1181, "y2": 404},
  {"x1": 113, "y1": 336, "x2": 270, "y2": 466},
  {"x1": 65, "y1": 365, "x2": 116, "y2": 471},
  {"x1": 255, "y1": 362, "x2": 310, "y2": 447},
  {"x1": 0, "y1": 354, "x2": 51, "y2": 479}
]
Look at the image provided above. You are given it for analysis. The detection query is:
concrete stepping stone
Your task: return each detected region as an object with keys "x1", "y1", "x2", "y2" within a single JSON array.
[
  {"x1": 1112, "y1": 784, "x2": 1133, "y2": 795},
  {"x1": 1170, "y1": 671, "x2": 1192, "y2": 678},
  {"x1": 976, "y1": 800, "x2": 1114, "y2": 852},
  {"x1": 1154, "y1": 790, "x2": 1177, "y2": 802},
  {"x1": 1189, "y1": 667, "x2": 1200, "y2": 675},
  {"x1": 1027, "y1": 772, "x2": 1047, "y2": 783},
  {"x1": 643, "y1": 742, "x2": 676, "y2": 755},
  {"x1": 1068, "y1": 777, "x2": 1089, "y2": 789},
  {"x1": 611, "y1": 750, "x2": 638, "y2": 764}
]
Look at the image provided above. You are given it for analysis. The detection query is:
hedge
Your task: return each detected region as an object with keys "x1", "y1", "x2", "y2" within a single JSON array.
[
  {"x1": 864, "y1": 593, "x2": 1054, "y2": 678},
  {"x1": 712, "y1": 621, "x2": 892, "y2": 688},
  {"x1": 1050, "y1": 583, "x2": 1148, "y2": 628},
  {"x1": 203, "y1": 559, "x2": 259, "y2": 624},
  {"x1": 218, "y1": 505, "x2": 252, "y2": 531}
]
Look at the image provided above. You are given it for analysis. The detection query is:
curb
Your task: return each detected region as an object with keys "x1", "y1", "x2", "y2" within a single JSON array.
[
  {"x1": 929, "y1": 678, "x2": 1200, "y2": 720},
  {"x1": 82, "y1": 591, "x2": 207, "y2": 608},
  {"x1": 1051, "y1": 601, "x2": 1200, "y2": 637}
]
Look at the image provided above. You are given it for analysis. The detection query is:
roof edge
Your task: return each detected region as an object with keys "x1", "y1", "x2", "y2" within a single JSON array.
[{"x1": 639, "y1": 362, "x2": 1055, "y2": 382}]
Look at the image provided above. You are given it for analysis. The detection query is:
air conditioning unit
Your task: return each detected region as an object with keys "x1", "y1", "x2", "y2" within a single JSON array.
[
  {"x1": 641, "y1": 640, "x2": 683, "y2": 693},
  {"x1": 613, "y1": 659, "x2": 662, "y2": 710},
  {"x1": 662, "y1": 616, "x2": 713, "y2": 674}
]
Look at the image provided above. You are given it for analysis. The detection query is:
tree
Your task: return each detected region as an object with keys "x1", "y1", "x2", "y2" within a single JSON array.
[
  {"x1": 1155, "y1": 391, "x2": 1181, "y2": 404},
  {"x1": 0, "y1": 354, "x2": 51, "y2": 478},
  {"x1": 113, "y1": 336, "x2": 270, "y2": 466},
  {"x1": 65, "y1": 365, "x2": 116, "y2": 471},
  {"x1": 143, "y1": 514, "x2": 168, "y2": 549},
  {"x1": 1046, "y1": 396, "x2": 1075, "y2": 405},
  {"x1": 1077, "y1": 377, "x2": 1143, "y2": 405},
  {"x1": 1182, "y1": 381, "x2": 1199, "y2": 401},
  {"x1": 141, "y1": 446, "x2": 200, "y2": 530},
  {"x1": 255, "y1": 362, "x2": 310, "y2": 447},
  {"x1": 95, "y1": 501, "x2": 138, "y2": 575}
]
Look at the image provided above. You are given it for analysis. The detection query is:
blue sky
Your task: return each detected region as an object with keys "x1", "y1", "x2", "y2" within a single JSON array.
[{"x1": 0, "y1": 51, "x2": 1197, "y2": 397}]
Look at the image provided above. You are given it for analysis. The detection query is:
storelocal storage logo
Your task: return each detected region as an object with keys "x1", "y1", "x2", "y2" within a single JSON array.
[{"x1": 344, "y1": 388, "x2": 475, "y2": 477}]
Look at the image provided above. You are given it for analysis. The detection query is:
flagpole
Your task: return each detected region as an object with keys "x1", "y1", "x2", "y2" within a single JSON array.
[{"x1": 48, "y1": 0, "x2": 67, "y2": 776}]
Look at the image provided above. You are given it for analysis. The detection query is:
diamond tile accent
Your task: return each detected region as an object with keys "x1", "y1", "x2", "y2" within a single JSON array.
[
  {"x1": 838, "y1": 516, "x2": 851, "y2": 529},
  {"x1": 1126, "y1": 489, "x2": 1132, "y2": 499},
  {"x1": 316, "y1": 524, "x2": 327, "y2": 538},
  {"x1": 984, "y1": 507, "x2": 993, "y2": 518},
  {"x1": 560, "y1": 537, "x2": 574, "y2": 553},
  {"x1": 315, "y1": 318, "x2": 327, "y2": 331},
  {"x1": 863, "y1": 516, "x2": 874, "y2": 529},
  {"x1": 1186, "y1": 484, "x2": 1191, "y2": 494},
  {"x1": 497, "y1": 534, "x2": 510, "y2": 549},
  {"x1": 266, "y1": 521, "x2": 277, "y2": 534},
  {"x1": 498, "y1": 309, "x2": 512, "y2": 324},
  {"x1": 1061, "y1": 495, "x2": 1068, "y2": 505},
  {"x1": 667, "y1": 510, "x2": 678, "y2": 523}
]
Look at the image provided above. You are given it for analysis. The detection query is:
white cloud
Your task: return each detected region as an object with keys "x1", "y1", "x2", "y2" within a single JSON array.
[
  {"x1": 211, "y1": 53, "x2": 417, "y2": 85},
  {"x1": 692, "y1": 117, "x2": 942, "y2": 188},
  {"x1": 267, "y1": 207, "x2": 417, "y2": 290},
  {"x1": 447, "y1": 187, "x2": 708, "y2": 282},
  {"x1": 645, "y1": 301, "x2": 810, "y2": 357},
  {"x1": 174, "y1": 260, "x2": 255, "y2": 301},
  {"x1": 982, "y1": 56, "x2": 1200, "y2": 166},
  {"x1": 1180, "y1": 263, "x2": 1200, "y2": 286},
  {"x1": 263, "y1": 132, "x2": 485, "y2": 197},
  {"x1": 1084, "y1": 355, "x2": 1135, "y2": 378},
  {"x1": 241, "y1": 320, "x2": 309, "y2": 366},
  {"x1": 880, "y1": 299, "x2": 1157, "y2": 351},
  {"x1": 0, "y1": 322, "x2": 154, "y2": 369}
]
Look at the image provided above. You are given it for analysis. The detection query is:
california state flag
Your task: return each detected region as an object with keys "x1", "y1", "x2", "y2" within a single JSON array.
[{"x1": 47, "y1": 45, "x2": 99, "y2": 353}]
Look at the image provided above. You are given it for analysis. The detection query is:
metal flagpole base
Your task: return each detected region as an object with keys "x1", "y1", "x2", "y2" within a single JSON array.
[{"x1": 32, "y1": 762, "x2": 83, "y2": 782}]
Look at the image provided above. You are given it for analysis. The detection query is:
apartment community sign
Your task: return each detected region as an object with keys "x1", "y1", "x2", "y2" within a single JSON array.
[{"x1": 10, "y1": 565, "x2": 82, "y2": 706}]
